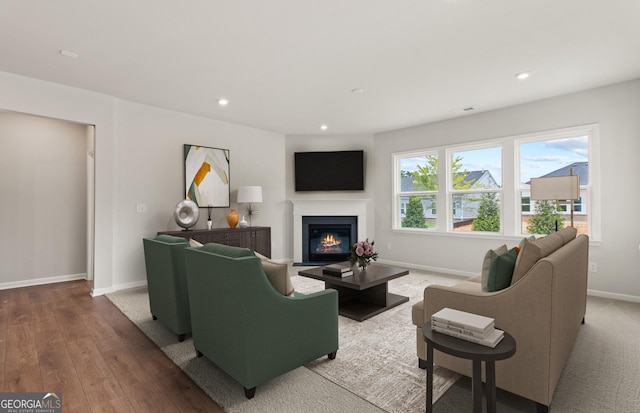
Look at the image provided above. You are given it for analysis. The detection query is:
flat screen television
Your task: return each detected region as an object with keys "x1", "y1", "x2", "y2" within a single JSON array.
[{"x1": 295, "y1": 150, "x2": 364, "y2": 191}]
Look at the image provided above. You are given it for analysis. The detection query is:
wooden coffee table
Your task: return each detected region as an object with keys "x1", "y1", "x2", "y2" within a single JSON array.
[{"x1": 297, "y1": 262, "x2": 409, "y2": 321}]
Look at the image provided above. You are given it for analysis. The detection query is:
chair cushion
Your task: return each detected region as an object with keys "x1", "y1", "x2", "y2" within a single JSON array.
[
  {"x1": 200, "y1": 242, "x2": 255, "y2": 258},
  {"x1": 154, "y1": 234, "x2": 188, "y2": 244},
  {"x1": 481, "y1": 245, "x2": 507, "y2": 292},
  {"x1": 487, "y1": 248, "x2": 517, "y2": 292}
]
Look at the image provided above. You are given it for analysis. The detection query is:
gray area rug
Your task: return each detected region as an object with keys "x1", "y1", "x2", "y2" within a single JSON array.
[{"x1": 107, "y1": 269, "x2": 460, "y2": 413}]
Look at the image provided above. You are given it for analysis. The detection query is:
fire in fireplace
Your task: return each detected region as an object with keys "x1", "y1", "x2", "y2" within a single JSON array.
[{"x1": 301, "y1": 216, "x2": 357, "y2": 264}]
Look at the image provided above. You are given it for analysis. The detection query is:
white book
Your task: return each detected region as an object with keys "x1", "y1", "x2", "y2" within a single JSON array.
[
  {"x1": 432, "y1": 324, "x2": 505, "y2": 348},
  {"x1": 431, "y1": 308, "x2": 494, "y2": 334},
  {"x1": 431, "y1": 320, "x2": 490, "y2": 339}
]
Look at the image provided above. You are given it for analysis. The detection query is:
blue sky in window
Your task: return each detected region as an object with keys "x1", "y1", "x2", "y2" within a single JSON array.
[{"x1": 519, "y1": 136, "x2": 588, "y2": 184}]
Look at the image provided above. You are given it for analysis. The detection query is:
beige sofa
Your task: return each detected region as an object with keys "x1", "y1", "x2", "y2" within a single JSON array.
[{"x1": 412, "y1": 228, "x2": 589, "y2": 412}]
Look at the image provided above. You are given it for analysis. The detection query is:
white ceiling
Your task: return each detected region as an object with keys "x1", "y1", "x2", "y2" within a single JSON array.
[{"x1": 1, "y1": 0, "x2": 639, "y2": 135}]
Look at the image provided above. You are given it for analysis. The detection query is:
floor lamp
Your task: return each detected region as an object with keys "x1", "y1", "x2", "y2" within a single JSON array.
[
  {"x1": 530, "y1": 175, "x2": 580, "y2": 230},
  {"x1": 237, "y1": 186, "x2": 263, "y2": 227}
]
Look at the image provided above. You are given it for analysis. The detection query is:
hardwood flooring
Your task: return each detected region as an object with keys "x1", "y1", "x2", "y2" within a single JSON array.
[{"x1": 0, "y1": 280, "x2": 225, "y2": 413}]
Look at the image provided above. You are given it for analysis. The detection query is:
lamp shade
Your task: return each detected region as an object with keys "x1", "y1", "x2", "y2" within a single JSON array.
[
  {"x1": 530, "y1": 176, "x2": 579, "y2": 200},
  {"x1": 237, "y1": 186, "x2": 263, "y2": 203}
]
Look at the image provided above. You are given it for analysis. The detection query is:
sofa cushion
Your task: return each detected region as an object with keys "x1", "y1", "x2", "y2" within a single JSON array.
[
  {"x1": 481, "y1": 245, "x2": 507, "y2": 292},
  {"x1": 188, "y1": 238, "x2": 203, "y2": 248},
  {"x1": 487, "y1": 248, "x2": 517, "y2": 292},
  {"x1": 557, "y1": 227, "x2": 577, "y2": 244},
  {"x1": 511, "y1": 233, "x2": 564, "y2": 285},
  {"x1": 154, "y1": 234, "x2": 188, "y2": 244},
  {"x1": 261, "y1": 260, "x2": 295, "y2": 297},
  {"x1": 200, "y1": 242, "x2": 255, "y2": 258}
]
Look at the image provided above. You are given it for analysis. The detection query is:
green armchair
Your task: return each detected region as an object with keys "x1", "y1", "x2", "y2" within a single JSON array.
[
  {"x1": 184, "y1": 243, "x2": 339, "y2": 399},
  {"x1": 142, "y1": 234, "x2": 191, "y2": 342}
]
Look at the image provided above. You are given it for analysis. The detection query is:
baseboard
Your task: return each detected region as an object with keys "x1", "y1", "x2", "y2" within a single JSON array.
[
  {"x1": 92, "y1": 279, "x2": 147, "y2": 297},
  {"x1": 0, "y1": 273, "x2": 87, "y2": 291},
  {"x1": 587, "y1": 288, "x2": 640, "y2": 303},
  {"x1": 376, "y1": 259, "x2": 474, "y2": 279}
]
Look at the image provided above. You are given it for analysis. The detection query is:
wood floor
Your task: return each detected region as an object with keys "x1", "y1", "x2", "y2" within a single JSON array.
[{"x1": 0, "y1": 280, "x2": 225, "y2": 413}]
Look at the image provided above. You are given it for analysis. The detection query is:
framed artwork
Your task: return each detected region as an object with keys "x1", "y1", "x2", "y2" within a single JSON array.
[{"x1": 184, "y1": 144, "x2": 230, "y2": 207}]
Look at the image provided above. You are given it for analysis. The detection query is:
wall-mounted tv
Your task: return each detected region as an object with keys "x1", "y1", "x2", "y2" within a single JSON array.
[{"x1": 294, "y1": 150, "x2": 364, "y2": 191}]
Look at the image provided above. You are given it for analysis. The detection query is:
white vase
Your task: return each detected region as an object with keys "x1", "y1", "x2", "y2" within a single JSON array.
[
  {"x1": 207, "y1": 220, "x2": 213, "y2": 230},
  {"x1": 238, "y1": 215, "x2": 248, "y2": 228}
]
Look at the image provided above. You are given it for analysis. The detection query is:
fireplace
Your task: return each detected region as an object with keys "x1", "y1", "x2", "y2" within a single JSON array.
[
  {"x1": 302, "y1": 216, "x2": 357, "y2": 264},
  {"x1": 292, "y1": 199, "x2": 369, "y2": 264}
]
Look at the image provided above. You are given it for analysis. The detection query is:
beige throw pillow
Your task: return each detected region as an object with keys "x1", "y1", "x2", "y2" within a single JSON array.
[
  {"x1": 481, "y1": 245, "x2": 508, "y2": 292},
  {"x1": 188, "y1": 238, "x2": 203, "y2": 248},
  {"x1": 261, "y1": 260, "x2": 295, "y2": 296}
]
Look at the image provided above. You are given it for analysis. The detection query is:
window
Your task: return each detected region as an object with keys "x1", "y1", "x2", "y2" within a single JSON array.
[
  {"x1": 396, "y1": 152, "x2": 438, "y2": 229},
  {"x1": 393, "y1": 124, "x2": 599, "y2": 239},
  {"x1": 449, "y1": 147, "x2": 502, "y2": 232},
  {"x1": 519, "y1": 135, "x2": 590, "y2": 235}
]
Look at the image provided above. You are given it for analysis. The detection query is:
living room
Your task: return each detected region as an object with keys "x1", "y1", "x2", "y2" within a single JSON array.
[{"x1": 1, "y1": 1, "x2": 639, "y2": 412}]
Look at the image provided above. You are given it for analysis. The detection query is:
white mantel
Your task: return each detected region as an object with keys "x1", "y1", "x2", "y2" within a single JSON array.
[{"x1": 291, "y1": 199, "x2": 369, "y2": 263}]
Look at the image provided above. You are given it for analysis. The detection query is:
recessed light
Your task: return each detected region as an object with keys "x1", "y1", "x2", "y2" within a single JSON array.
[
  {"x1": 351, "y1": 88, "x2": 364, "y2": 94},
  {"x1": 320, "y1": 124, "x2": 328, "y2": 131},
  {"x1": 217, "y1": 98, "x2": 229, "y2": 106},
  {"x1": 515, "y1": 72, "x2": 530, "y2": 80},
  {"x1": 59, "y1": 50, "x2": 78, "y2": 59}
]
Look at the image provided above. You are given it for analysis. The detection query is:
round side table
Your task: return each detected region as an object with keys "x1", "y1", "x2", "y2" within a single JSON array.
[{"x1": 422, "y1": 321, "x2": 516, "y2": 413}]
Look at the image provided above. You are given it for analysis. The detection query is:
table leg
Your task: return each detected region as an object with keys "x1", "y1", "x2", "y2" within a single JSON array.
[
  {"x1": 426, "y1": 344, "x2": 433, "y2": 413},
  {"x1": 485, "y1": 361, "x2": 497, "y2": 413},
  {"x1": 472, "y1": 360, "x2": 482, "y2": 413}
]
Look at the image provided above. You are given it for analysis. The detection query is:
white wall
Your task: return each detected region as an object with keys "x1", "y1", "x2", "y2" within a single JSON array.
[
  {"x1": 374, "y1": 78, "x2": 640, "y2": 302},
  {"x1": 0, "y1": 71, "x2": 286, "y2": 294},
  {"x1": 0, "y1": 111, "x2": 87, "y2": 287},
  {"x1": 285, "y1": 134, "x2": 375, "y2": 260},
  {"x1": 112, "y1": 100, "x2": 285, "y2": 288}
]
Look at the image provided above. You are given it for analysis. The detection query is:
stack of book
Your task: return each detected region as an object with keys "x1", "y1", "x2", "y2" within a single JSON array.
[
  {"x1": 431, "y1": 307, "x2": 504, "y2": 348},
  {"x1": 322, "y1": 263, "x2": 354, "y2": 277}
]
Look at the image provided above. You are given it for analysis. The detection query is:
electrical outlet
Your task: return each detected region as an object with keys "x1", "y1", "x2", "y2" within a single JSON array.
[
  {"x1": 589, "y1": 262, "x2": 598, "y2": 272},
  {"x1": 136, "y1": 203, "x2": 147, "y2": 213},
  {"x1": 387, "y1": 242, "x2": 392, "y2": 250}
]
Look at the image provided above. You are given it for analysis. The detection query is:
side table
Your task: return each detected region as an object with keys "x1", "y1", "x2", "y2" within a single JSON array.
[{"x1": 422, "y1": 321, "x2": 516, "y2": 413}]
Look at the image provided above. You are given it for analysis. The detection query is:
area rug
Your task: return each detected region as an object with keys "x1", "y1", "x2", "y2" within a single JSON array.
[{"x1": 107, "y1": 269, "x2": 460, "y2": 413}]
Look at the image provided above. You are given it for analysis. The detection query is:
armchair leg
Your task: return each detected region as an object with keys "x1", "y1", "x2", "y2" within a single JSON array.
[
  {"x1": 244, "y1": 386, "x2": 256, "y2": 399},
  {"x1": 582, "y1": 317, "x2": 585, "y2": 324},
  {"x1": 328, "y1": 351, "x2": 337, "y2": 360},
  {"x1": 152, "y1": 314, "x2": 157, "y2": 320},
  {"x1": 535, "y1": 402, "x2": 550, "y2": 413},
  {"x1": 418, "y1": 358, "x2": 427, "y2": 369},
  {"x1": 178, "y1": 333, "x2": 186, "y2": 342}
]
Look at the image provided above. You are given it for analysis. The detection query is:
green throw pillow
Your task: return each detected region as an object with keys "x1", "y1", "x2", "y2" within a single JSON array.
[{"x1": 487, "y1": 248, "x2": 517, "y2": 292}]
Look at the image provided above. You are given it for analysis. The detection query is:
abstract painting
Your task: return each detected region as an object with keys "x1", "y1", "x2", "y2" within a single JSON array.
[{"x1": 184, "y1": 144, "x2": 230, "y2": 207}]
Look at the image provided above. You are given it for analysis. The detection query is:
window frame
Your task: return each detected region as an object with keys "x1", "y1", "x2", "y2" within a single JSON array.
[{"x1": 392, "y1": 124, "x2": 600, "y2": 241}]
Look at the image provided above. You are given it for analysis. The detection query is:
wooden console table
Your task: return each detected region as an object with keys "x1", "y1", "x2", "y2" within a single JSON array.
[{"x1": 159, "y1": 226, "x2": 271, "y2": 258}]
